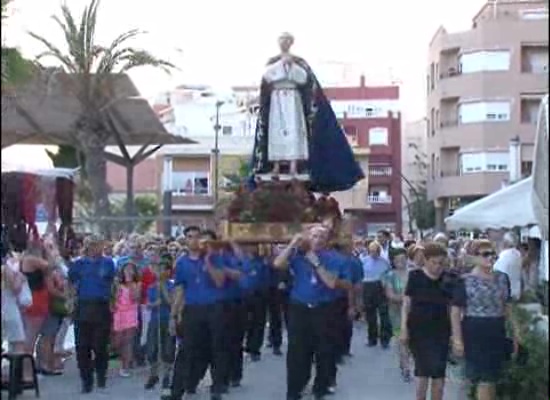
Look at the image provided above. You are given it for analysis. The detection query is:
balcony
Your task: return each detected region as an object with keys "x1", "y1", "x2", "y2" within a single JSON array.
[
  {"x1": 428, "y1": 171, "x2": 508, "y2": 199},
  {"x1": 430, "y1": 71, "x2": 547, "y2": 101},
  {"x1": 331, "y1": 187, "x2": 371, "y2": 211},
  {"x1": 367, "y1": 194, "x2": 392, "y2": 204},
  {"x1": 435, "y1": 120, "x2": 536, "y2": 149},
  {"x1": 368, "y1": 165, "x2": 392, "y2": 184},
  {"x1": 369, "y1": 166, "x2": 392, "y2": 176},
  {"x1": 171, "y1": 192, "x2": 215, "y2": 210}
]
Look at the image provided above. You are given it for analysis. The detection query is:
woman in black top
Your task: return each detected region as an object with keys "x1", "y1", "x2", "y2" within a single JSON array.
[{"x1": 400, "y1": 243, "x2": 454, "y2": 400}]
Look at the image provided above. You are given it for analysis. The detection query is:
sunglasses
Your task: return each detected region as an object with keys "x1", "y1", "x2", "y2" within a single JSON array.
[{"x1": 478, "y1": 251, "x2": 497, "y2": 258}]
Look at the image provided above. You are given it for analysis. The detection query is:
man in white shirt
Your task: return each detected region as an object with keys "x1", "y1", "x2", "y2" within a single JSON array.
[{"x1": 494, "y1": 232, "x2": 523, "y2": 300}]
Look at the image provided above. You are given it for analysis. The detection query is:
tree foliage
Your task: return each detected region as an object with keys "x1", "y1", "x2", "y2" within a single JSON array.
[
  {"x1": 407, "y1": 145, "x2": 436, "y2": 231},
  {"x1": 1, "y1": 0, "x2": 33, "y2": 87},
  {"x1": 28, "y1": 0, "x2": 175, "y2": 228},
  {"x1": 110, "y1": 195, "x2": 159, "y2": 233}
]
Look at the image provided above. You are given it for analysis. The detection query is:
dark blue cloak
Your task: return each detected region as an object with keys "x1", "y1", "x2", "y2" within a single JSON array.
[{"x1": 250, "y1": 55, "x2": 365, "y2": 193}]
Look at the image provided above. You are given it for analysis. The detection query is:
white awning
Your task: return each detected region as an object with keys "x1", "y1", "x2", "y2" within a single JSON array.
[{"x1": 445, "y1": 177, "x2": 536, "y2": 230}]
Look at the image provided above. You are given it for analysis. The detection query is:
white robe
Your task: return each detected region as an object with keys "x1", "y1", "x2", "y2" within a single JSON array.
[{"x1": 263, "y1": 59, "x2": 309, "y2": 162}]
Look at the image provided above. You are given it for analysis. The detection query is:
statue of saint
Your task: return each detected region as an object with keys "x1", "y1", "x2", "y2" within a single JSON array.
[{"x1": 251, "y1": 32, "x2": 364, "y2": 193}]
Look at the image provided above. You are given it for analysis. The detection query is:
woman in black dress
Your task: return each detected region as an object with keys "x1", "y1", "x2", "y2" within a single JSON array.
[
  {"x1": 400, "y1": 243, "x2": 453, "y2": 400},
  {"x1": 450, "y1": 240, "x2": 520, "y2": 400}
]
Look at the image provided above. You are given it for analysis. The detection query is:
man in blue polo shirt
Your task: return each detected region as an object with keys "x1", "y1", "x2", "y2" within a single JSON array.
[
  {"x1": 69, "y1": 235, "x2": 115, "y2": 394},
  {"x1": 242, "y1": 245, "x2": 270, "y2": 362},
  {"x1": 170, "y1": 227, "x2": 227, "y2": 400},
  {"x1": 273, "y1": 226, "x2": 352, "y2": 400}
]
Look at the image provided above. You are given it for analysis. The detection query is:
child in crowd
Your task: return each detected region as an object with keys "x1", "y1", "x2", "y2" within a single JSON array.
[
  {"x1": 144, "y1": 254, "x2": 175, "y2": 393},
  {"x1": 112, "y1": 262, "x2": 141, "y2": 377}
]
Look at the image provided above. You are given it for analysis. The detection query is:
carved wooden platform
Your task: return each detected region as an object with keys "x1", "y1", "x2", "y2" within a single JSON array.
[{"x1": 219, "y1": 221, "x2": 315, "y2": 243}]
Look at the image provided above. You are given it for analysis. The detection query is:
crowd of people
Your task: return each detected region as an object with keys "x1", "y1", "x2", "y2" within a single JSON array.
[{"x1": 1, "y1": 226, "x2": 539, "y2": 400}]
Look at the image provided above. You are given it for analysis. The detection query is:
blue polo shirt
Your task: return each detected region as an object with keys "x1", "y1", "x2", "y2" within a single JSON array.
[
  {"x1": 240, "y1": 255, "x2": 270, "y2": 294},
  {"x1": 288, "y1": 249, "x2": 350, "y2": 306},
  {"x1": 350, "y1": 256, "x2": 364, "y2": 285},
  {"x1": 69, "y1": 256, "x2": 116, "y2": 301},
  {"x1": 174, "y1": 255, "x2": 222, "y2": 305},
  {"x1": 148, "y1": 280, "x2": 175, "y2": 323},
  {"x1": 219, "y1": 252, "x2": 243, "y2": 301}
]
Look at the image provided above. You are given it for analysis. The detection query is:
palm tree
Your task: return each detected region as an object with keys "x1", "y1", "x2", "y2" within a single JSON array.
[{"x1": 28, "y1": 0, "x2": 174, "y2": 233}]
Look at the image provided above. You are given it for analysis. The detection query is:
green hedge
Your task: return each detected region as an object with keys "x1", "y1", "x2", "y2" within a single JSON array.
[{"x1": 469, "y1": 306, "x2": 548, "y2": 400}]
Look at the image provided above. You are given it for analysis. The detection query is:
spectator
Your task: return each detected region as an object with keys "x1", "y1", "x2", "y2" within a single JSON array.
[
  {"x1": 451, "y1": 239, "x2": 521, "y2": 400},
  {"x1": 493, "y1": 233, "x2": 522, "y2": 300},
  {"x1": 112, "y1": 262, "x2": 141, "y2": 377},
  {"x1": 1, "y1": 256, "x2": 27, "y2": 356}
]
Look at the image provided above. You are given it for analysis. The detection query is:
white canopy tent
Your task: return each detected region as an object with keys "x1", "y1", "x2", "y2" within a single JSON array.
[{"x1": 445, "y1": 177, "x2": 536, "y2": 231}]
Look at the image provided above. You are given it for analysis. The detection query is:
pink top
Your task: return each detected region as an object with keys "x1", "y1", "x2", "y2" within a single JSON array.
[{"x1": 113, "y1": 284, "x2": 138, "y2": 332}]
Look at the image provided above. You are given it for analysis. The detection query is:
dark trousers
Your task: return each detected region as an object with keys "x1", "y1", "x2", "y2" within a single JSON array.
[
  {"x1": 286, "y1": 301, "x2": 335, "y2": 398},
  {"x1": 223, "y1": 299, "x2": 246, "y2": 385},
  {"x1": 343, "y1": 306, "x2": 353, "y2": 355},
  {"x1": 74, "y1": 300, "x2": 111, "y2": 385},
  {"x1": 333, "y1": 296, "x2": 350, "y2": 361},
  {"x1": 244, "y1": 290, "x2": 267, "y2": 356},
  {"x1": 362, "y1": 281, "x2": 392, "y2": 345},
  {"x1": 133, "y1": 306, "x2": 145, "y2": 365},
  {"x1": 171, "y1": 303, "x2": 227, "y2": 397},
  {"x1": 268, "y1": 287, "x2": 289, "y2": 349}
]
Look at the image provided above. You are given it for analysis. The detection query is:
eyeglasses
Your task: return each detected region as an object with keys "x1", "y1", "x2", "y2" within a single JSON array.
[{"x1": 478, "y1": 251, "x2": 497, "y2": 258}]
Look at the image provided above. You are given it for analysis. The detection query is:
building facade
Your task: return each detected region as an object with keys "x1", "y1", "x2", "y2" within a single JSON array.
[
  {"x1": 153, "y1": 85, "x2": 258, "y2": 138},
  {"x1": 325, "y1": 76, "x2": 402, "y2": 236},
  {"x1": 426, "y1": 0, "x2": 549, "y2": 229},
  {"x1": 401, "y1": 119, "x2": 428, "y2": 234}
]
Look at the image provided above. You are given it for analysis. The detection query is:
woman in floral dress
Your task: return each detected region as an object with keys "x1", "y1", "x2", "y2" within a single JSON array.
[{"x1": 383, "y1": 248, "x2": 411, "y2": 381}]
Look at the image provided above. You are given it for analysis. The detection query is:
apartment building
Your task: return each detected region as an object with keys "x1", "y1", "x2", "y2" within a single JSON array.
[
  {"x1": 402, "y1": 119, "x2": 428, "y2": 233},
  {"x1": 325, "y1": 76, "x2": 402, "y2": 235},
  {"x1": 153, "y1": 85, "x2": 258, "y2": 138},
  {"x1": 426, "y1": 0, "x2": 549, "y2": 229}
]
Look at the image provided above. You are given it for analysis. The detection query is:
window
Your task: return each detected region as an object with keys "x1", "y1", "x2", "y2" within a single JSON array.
[
  {"x1": 430, "y1": 108, "x2": 435, "y2": 134},
  {"x1": 171, "y1": 171, "x2": 210, "y2": 195},
  {"x1": 521, "y1": 161, "x2": 533, "y2": 177},
  {"x1": 520, "y1": 9, "x2": 548, "y2": 20},
  {"x1": 222, "y1": 126, "x2": 233, "y2": 135},
  {"x1": 368, "y1": 127, "x2": 388, "y2": 146},
  {"x1": 459, "y1": 152, "x2": 509, "y2": 174},
  {"x1": 460, "y1": 153, "x2": 484, "y2": 173},
  {"x1": 521, "y1": 98, "x2": 542, "y2": 123},
  {"x1": 459, "y1": 51, "x2": 510, "y2": 73},
  {"x1": 343, "y1": 125, "x2": 358, "y2": 146},
  {"x1": 485, "y1": 153, "x2": 509, "y2": 171},
  {"x1": 522, "y1": 46, "x2": 548, "y2": 73},
  {"x1": 458, "y1": 101, "x2": 511, "y2": 123}
]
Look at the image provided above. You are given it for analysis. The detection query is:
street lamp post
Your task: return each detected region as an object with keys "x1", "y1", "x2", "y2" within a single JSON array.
[{"x1": 213, "y1": 100, "x2": 224, "y2": 203}]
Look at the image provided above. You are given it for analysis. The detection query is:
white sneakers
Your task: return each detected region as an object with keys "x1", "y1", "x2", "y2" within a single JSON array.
[{"x1": 119, "y1": 369, "x2": 131, "y2": 378}]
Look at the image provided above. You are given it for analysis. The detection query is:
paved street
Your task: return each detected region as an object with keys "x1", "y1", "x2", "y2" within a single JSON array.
[{"x1": 11, "y1": 324, "x2": 464, "y2": 400}]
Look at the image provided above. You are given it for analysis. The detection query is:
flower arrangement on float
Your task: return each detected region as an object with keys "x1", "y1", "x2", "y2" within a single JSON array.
[{"x1": 217, "y1": 178, "x2": 342, "y2": 243}]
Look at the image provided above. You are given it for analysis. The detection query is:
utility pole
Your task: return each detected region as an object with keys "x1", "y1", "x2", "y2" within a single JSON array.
[{"x1": 213, "y1": 100, "x2": 224, "y2": 203}]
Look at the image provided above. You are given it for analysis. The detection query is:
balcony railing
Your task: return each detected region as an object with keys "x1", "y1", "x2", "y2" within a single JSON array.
[
  {"x1": 440, "y1": 119, "x2": 459, "y2": 128},
  {"x1": 368, "y1": 166, "x2": 392, "y2": 177},
  {"x1": 440, "y1": 169, "x2": 460, "y2": 177},
  {"x1": 439, "y1": 68, "x2": 461, "y2": 79},
  {"x1": 367, "y1": 195, "x2": 392, "y2": 204}
]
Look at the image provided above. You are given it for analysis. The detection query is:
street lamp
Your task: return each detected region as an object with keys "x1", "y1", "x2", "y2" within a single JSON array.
[{"x1": 213, "y1": 100, "x2": 224, "y2": 203}]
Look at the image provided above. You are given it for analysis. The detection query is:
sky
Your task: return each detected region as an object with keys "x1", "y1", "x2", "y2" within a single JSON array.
[{"x1": 2, "y1": 0, "x2": 485, "y2": 168}]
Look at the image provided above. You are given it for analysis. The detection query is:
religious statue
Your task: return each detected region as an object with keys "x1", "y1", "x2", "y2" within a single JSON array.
[{"x1": 251, "y1": 32, "x2": 365, "y2": 193}]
